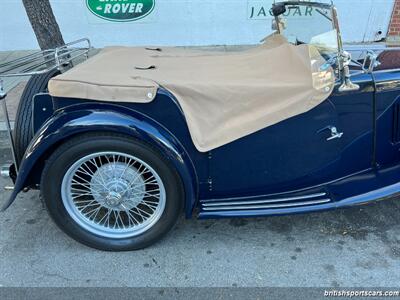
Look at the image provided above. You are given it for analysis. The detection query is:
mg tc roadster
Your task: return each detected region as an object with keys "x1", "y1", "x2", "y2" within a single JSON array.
[{"x1": 1, "y1": 1, "x2": 400, "y2": 251}]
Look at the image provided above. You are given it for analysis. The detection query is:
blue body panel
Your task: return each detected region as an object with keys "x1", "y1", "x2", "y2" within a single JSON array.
[
  {"x1": 5, "y1": 101, "x2": 199, "y2": 217},
  {"x1": 5, "y1": 70, "x2": 400, "y2": 219},
  {"x1": 208, "y1": 73, "x2": 375, "y2": 198}
]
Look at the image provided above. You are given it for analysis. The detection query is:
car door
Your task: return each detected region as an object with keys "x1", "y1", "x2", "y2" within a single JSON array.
[
  {"x1": 374, "y1": 68, "x2": 400, "y2": 167},
  {"x1": 208, "y1": 73, "x2": 375, "y2": 198}
]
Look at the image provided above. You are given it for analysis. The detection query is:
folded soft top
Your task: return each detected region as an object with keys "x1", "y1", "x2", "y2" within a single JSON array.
[{"x1": 48, "y1": 34, "x2": 335, "y2": 152}]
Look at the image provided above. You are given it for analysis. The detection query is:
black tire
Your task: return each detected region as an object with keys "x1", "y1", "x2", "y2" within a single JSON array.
[
  {"x1": 41, "y1": 132, "x2": 184, "y2": 251},
  {"x1": 14, "y1": 69, "x2": 60, "y2": 163}
]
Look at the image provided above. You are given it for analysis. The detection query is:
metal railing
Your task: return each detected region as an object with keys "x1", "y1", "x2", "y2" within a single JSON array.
[
  {"x1": 345, "y1": 46, "x2": 400, "y2": 74},
  {"x1": 0, "y1": 38, "x2": 92, "y2": 174},
  {"x1": 0, "y1": 38, "x2": 91, "y2": 80}
]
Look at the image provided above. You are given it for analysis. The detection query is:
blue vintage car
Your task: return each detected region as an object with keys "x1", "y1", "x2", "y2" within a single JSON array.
[{"x1": 0, "y1": 1, "x2": 399, "y2": 251}]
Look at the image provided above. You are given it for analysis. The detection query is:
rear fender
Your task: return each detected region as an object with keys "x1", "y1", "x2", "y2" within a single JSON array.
[{"x1": 2, "y1": 103, "x2": 198, "y2": 217}]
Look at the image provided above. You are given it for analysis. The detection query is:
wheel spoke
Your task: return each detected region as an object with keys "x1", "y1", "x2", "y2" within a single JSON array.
[
  {"x1": 135, "y1": 206, "x2": 152, "y2": 218},
  {"x1": 97, "y1": 209, "x2": 111, "y2": 226},
  {"x1": 72, "y1": 173, "x2": 92, "y2": 185},
  {"x1": 127, "y1": 209, "x2": 140, "y2": 225},
  {"x1": 62, "y1": 151, "x2": 166, "y2": 238},
  {"x1": 118, "y1": 157, "x2": 136, "y2": 182},
  {"x1": 89, "y1": 158, "x2": 108, "y2": 185},
  {"x1": 140, "y1": 201, "x2": 157, "y2": 211},
  {"x1": 90, "y1": 206, "x2": 102, "y2": 221},
  {"x1": 142, "y1": 199, "x2": 160, "y2": 205},
  {"x1": 129, "y1": 191, "x2": 160, "y2": 200},
  {"x1": 81, "y1": 162, "x2": 96, "y2": 176},
  {"x1": 120, "y1": 164, "x2": 151, "y2": 195},
  {"x1": 75, "y1": 199, "x2": 99, "y2": 204},
  {"x1": 143, "y1": 175, "x2": 157, "y2": 184},
  {"x1": 72, "y1": 192, "x2": 94, "y2": 199},
  {"x1": 84, "y1": 205, "x2": 102, "y2": 218},
  {"x1": 112, "y1": 210, "x2": 119, "y2": 229},
  {"x1": 77, "y1": 200, "x2": 98, "y2": 209},
  {"x1": 71, "y1": 187, "x2": 91, "y2": 193},
  {"x1": 134, "y1": 187, "x2": 160, "y2": 194},
  {"x1": 116, "y1": 211, "x2": 125, "y2": 229},
  {"x1": 76, "y1": 168, "x2": 93, "y2": 177}
]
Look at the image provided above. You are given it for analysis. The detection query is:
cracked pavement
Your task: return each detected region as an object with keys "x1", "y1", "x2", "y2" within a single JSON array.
[{"x1": 0, "y1": 134, "x2": 399, "y2": 288}]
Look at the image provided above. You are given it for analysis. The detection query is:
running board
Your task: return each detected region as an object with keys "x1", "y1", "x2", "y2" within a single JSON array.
[{"x1": 199, "y1": 192, "x2": 332, "y2": 217}]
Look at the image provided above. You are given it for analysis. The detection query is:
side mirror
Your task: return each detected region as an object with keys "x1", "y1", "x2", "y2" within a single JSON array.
[
  {"x1": 271, "y1": 4, "x2": 287, "y2": 17},
  {"x1": 362, "y1": 51, "x2": 379, "y2": 73},
  {"x1": 339, "y1": 51, "x2": 360, "y2": 92}
]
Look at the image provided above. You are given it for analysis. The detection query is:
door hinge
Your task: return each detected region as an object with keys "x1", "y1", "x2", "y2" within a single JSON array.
[{"x1": 208, "y1": 178, "x2": 213, "y2": 191}]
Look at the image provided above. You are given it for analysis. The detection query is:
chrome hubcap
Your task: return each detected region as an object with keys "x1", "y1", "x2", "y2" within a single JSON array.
[
  {"x1": 61, "y1": 152, "x2": 166, "y2": 239},
  {"x1": 90, "y1": 162, "x2": 146, "y2": 210}
]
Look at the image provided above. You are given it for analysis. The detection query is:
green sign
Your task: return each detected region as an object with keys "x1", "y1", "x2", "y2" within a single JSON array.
[{"x1": 86, "y1": 0, "x2": 155, "y2": 22}]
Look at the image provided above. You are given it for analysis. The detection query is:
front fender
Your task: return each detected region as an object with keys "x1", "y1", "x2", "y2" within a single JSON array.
[{"x1": 2, "y1": 103, "x2": 198, "y2": 217}]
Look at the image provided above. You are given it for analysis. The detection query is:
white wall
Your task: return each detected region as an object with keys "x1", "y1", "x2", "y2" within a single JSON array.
[{"x1": 0, "y1": 0, "x2": 395, "y2": 51}]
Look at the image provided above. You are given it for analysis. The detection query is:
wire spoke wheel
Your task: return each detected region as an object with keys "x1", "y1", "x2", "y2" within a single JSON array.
[{"x1": 61, "y1": 151, "x2": 166, "y2": 238}]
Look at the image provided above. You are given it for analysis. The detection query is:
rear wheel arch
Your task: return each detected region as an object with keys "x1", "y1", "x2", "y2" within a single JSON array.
[
  {"x1": 30, "y1": 129, "x2": 188, "y2": 193},
  {"x1": 40, "y1": 131, "x2": 185, "y2": 185},
  {"x1": 11, "y1": 113, "x2": 198, "y2": 217}
]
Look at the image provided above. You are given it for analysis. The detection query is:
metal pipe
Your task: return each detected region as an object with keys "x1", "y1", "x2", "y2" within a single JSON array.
[
  {"x1": 0, "y1": 38, "x2": 91, "y2": 79},
  {"x1": 0, "y1": 50, "x2": 91, "y2": 78},
  {"x1": 0, "y1": 37, "x2": 92, "y2": 178},
  {"x1": 19, "y1": 48, "x2": 85, "y2": 73},
  {"x1": 1, "y1": 164, "x2": 10, "y2": 178},
  {"x1": 0, "y1": 38, "x2": 89, "y2": 71},
  {"x1": 0, "y1": 81, "x2": 18, "y2": 174},
  {"x1": 0, "y1": 50, "x2": 53, "y2": 69},
  {"x1": 0, "y1": 51, "x2": 55, "y2": 75}
]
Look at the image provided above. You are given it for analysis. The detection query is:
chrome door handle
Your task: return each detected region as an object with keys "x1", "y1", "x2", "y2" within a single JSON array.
[
  {"x1": 318, "y1": 126, "x2": 344, "y2": 141},
  {"x1": 327, "y1": 129, "x2": 343, "y2": 141}
]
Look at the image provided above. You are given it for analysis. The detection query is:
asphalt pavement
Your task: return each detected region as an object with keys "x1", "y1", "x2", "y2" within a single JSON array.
[{"x1": 0, "y1": 133, "x2": 399, "y2": 289}]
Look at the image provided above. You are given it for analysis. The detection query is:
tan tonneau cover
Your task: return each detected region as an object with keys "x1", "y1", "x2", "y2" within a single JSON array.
[{"x1": 48, "y1": 34, "x2": 334, "y2": 152}]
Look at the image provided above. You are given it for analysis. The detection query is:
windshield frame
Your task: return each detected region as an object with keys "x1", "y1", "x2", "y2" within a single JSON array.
[
  {"x1": 272, "y1": 1, "x2": 363, "y2": 92},
  {"x1": 272, "y1": 1, "x2": 344, "y2": 71}
]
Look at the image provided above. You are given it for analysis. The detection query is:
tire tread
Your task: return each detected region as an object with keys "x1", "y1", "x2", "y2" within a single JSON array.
[{"x1": 14, "y1": 69, "x2": 60, "y2": 163}]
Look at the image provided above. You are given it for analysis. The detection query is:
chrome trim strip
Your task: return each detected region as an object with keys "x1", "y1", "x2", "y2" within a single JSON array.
[
  {"x1": 201, "y1": 192, "x2": 327, "y2": 207},
  {"x1": 202, "y1": 198, "x2": 331, "y2": 211},
  {"x1": 374, "y1": 68, "x2": 400, "y2": 74}
]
